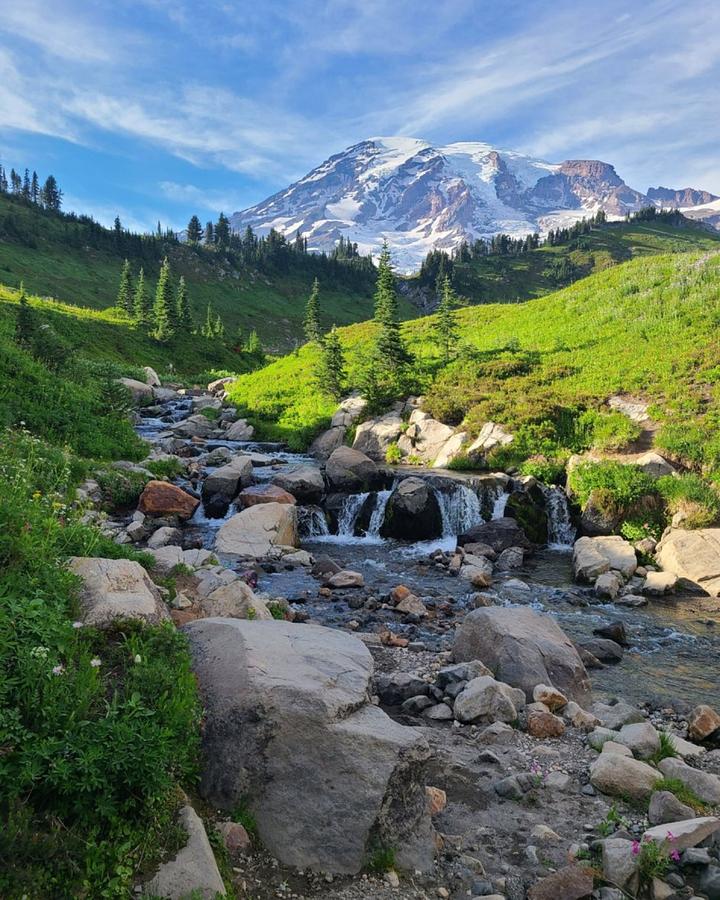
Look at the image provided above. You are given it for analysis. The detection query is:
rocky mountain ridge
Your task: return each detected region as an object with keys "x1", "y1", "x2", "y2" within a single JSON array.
[{"x1": 230, "y1": 137, "x2": 718, "y2": 271}]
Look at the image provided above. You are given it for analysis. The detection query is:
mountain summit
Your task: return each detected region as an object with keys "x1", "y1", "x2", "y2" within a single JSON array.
[{"x1": 230, "y1": 137, "x2": 717, "y2": 271}]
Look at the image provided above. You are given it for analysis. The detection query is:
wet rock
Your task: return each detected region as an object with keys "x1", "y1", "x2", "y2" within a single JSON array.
[
  {"x1": 688, "y1": 704, "x2": 720, "y2": 742},
  {"x1": 579, "y1": 638, "x2": 624, "y2": 663},
  {"x1": 381, "y1": 476, "x2": 443, "y2": 541},
  {"x1": 595, "y1": 572, "x2": 622, "y2": 599},
  {"x1": 458, "y1": 517, "x2": 532, "y2": 553},
  {"x1": 616, "y1": 722, "x2": 661, "y2": 759},
  {"x1": 648, "y1": 791, "x2": 697, "y2": 825},
  {"x1": 271, "y1": 465, "x2": 325, "y2": 503},
  {"x1": 139, "y1": 480, "x2": 200, "y2": 520},
  {"x1": 171, "y1": 414, "x2": 216, "y2": 439},
  {"x1": 458, "y1": 554, "x2": 494, "y2": 588},
  {"x1": 68, "y1": 557, "x2": 170, "y2": 627},
  {"x1": 614, "y1": 593, "x2": 648, "y2": 607},
  {"x1": 658, "y1": 757, "x2": 720, "y2": 805},
  {"x1": 147, "y1": 525, "x2": 183, "y2": 549},
  {"x1": 237, "y1": 484, "x2": 296, "y2": 508},
  {"x1": 453, "y1": 675, "x2": 526, "y2": 725},
  {"x1": 202, "y1": 458, "x2": 253, "y2": 503},
  {"x1": 185, "y1": 619, "x2": 434, "y2": 874},
  {"x1": 396, "y1": 593, "x2": 428, "y2": 617},
  {"x1": 463, "y1": 541, "x2": 497, "y2": 560},
  {"x1": 642, "y1": 571, "x2": 678, "y2": 595},
  {"x1": 495, "y1": 546, "x2": 525, "y2": 570},
  {"x1": 326, "y1": 445, "x2": 386, "y2": 492},
  {"x1": 326, "y1": 570, "x2": 364, "y2": 589},
  {"x1": 527, "y1": 864, "x2": 594, "y2": 900},
  {"x1": 141, "y1": 805, "x2": 225, "y2": 899},
  {"x1": 454, "y1": 606, "x2": 591, "y2": 704},
  {"x1": 504, "y1": 490, "x2": 548, "y2": 545},
  {"x1": 589, "y1": 753, "x2": 659, "y2": 802},
  {"x1": 312, "y1": 554, "x2": 342, "y2": 577},
  {"x1": 593, "y1": 621, "x2": 628, "y2": 646},
  {"x1": 215, "y1": 503, "x2": 298, "y2": 558}
]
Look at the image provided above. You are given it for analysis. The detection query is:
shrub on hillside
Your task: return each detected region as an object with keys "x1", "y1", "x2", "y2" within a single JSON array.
[
  {"x1": 657, "y1": 473, "x2": 720, "y2": 528},
  {"x1": 568, "y1": 460, "x2": 657, "y2": 510}
]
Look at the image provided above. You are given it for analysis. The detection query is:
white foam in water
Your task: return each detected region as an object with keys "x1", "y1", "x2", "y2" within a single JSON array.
[
  {"x1": 300, "y1": 507, "x2": 330, "y2": 537},
  {"x1": 314, "y1": 491, "x2": 387, "y2": 545},
  {"x1": 491, "y1": 488, "x2": 509, "y2": 519},
  {"x1": 437, "y1": 484, "x2": 483, "y2": 536},
  {"x1": 545, "y1": 486, "x2": 576, "y2": 549}
]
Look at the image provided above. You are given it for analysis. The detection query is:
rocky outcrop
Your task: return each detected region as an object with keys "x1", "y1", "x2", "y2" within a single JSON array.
[
  {"x1": 397, "y1": 410, "x2": 454, "y2": 462},
  {"x1": 453, "y1": 675, "x2": 526, "y2": 724},
  {"x1": 223, "y1": 419, "x2": 255, "y2": 441},
  {"x1": 458, "y1": 517, "x2": 532, "y2": 552},
  {"x1": 271, "y1": 464, "x2": 325, "y2": 503},
  {"x1": 142, "y1": 805, "x2": 225, "y2": 899},
  {"x1": 138, "y1": 481, "x2": 200, "y2": 520},
  {"x1": 69, "y1": 557, "x2": 170, "y2": 627},
  {"x1": 572, "y1": 535, "x2": 637, "y2": 582},
  {"x1": 466, "y1": 422, "x2": 513, "y2": 458},
  {"x1": 118, "y1": 377, "x2": 153, "y2": 401},
  {"x1": 352, "y1": 407, "x2": 404, "y2": 460},
  {"x1": 589, "y1": 753, "x2": 659, "y2": 802},
  {"x1": 237, "y1": 484, "x2": 296, "y2": 508},
  {"x1": 381, "y1": 477, "x2": 442, "y2": 541},
  {"x1": 215, "y1": 503, "x2": 298, "y2": 558},
  {"x1": 201, "y1": 457, "x2": 253, "y2": 504},
  {"x1": 325, "y1": 446, "x2": 386, "y2": 493},
  {"x1": 171, "y1": 414, "x2": 216, "y2": 439},
  {"x1": 310, "y1": 396, "x2": 367, "y2": 459},
  {"x1": 453, "y1": 606, "x2": 591, "y2": 704},
  {"x1": 185, "y1": 619, "x2": 434, "y2": 874},
  {"x1": 505, "y1": 490, "x2": 548, "y2": 545},
  {"x1": 655, "y1": 528, "x2": 720, "y2": 595}
]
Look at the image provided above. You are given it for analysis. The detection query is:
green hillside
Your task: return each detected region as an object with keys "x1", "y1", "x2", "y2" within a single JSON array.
[
  {"x1": 0, "y1": 193, "x2": 405, "y2": 352},
  {"x1": 229, "y1": 250, "x2": 720, "y2": 472},
  {"x1": 409, "y1": 215, "x2": 720, "y2": 307}
]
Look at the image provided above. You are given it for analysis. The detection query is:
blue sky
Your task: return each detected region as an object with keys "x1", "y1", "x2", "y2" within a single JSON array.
[{"x1": 1, "y1": 0, "x2": 718, "y2": 232}]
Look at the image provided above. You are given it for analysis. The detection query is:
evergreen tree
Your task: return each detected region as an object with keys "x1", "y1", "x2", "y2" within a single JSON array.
[
  {"x1": 30, "y1": 170, "x2": 39, "y2": 203},
  {"x1": 231, "y1": 324, "x2": 244, "y2": 351},
  {"x1": 434, "y1": 276, "x2": 460, "y2": 364},
  {"x1": 215, "y1": 212, "x2": 230, "y2": 248},
  {"x1": 41, "y1": 175, "x2": 62, "y2": 210},
  {"x1": 303, "y1": 277, "x2": 322, "y2": 343},
  {"x1": 316, "y1": 325, "x2": 346, "y2": 399},
  {"x1": 187, "y1": 214, "x2": 203, "y2": 244},
  {"x1": 176, "y1": 275, "x2": 193, "y2": 329},
  {"x1": 116, "y1": 259, "x2": 133, "y2": 315},
  {"x1": 22, "y1": 169, "x2": 31, "y2": 201},
  {"x1": 14, "y1": 282, "x2": 37, "y2": 348},
  {"x1": 10, "y1": 169, "x2": 21, "y2": 193},
  {"x1": 245, "y1": 329, "x2": 263, "y2": 360},
  {"x1": 153, "y1": 257, "x2": 175, "y2": 340},
  {"x1": 0, "y1": 166, "x2": 7, "y2": 193},
  {"x1": 204, "y1": 221, "x2": 214, "y2": 245},
  {"x1": 373, "y1": 242, "x2": 410, "y2": 371},
  {"x1": 213, "y1": 313, "x2": 225, "y2": 337},
  {"x1": 201, "y1": 302, "x2": 215, "y2": 338},
  {"x1": 133, "y1": 267, "x2": 152, "y2": 324}
]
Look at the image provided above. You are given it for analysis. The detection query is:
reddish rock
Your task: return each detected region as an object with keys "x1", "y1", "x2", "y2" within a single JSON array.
[
  {"x1": 138, "y1": 480, "x2": 200, "y2": 520},
  {"x1": 527, "y1": 708, "x2": 566, "y2": 738},
  {"x1": 688, "y1": 704, "x2": 720, "y2": 742},
  {"x1": 425, "y1": 786, "x2": 447, "y2": 816},
  {"x1": 390, "y1": 584, "x2": 412, "y2": 604},
  {"x1": 528, "y1": 864, "x2": 594, "y2": 900},
  {"x1": 216, "y1": 820, "x2": 252, "y2": 858},
  {"x1": 237, "y1": 484, "x2": 296, "y2": 508}
]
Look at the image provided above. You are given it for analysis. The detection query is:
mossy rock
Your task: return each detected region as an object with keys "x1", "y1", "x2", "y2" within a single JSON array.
[{"x1": 505, "y1": 490, "x2": 548, "y2": 544}]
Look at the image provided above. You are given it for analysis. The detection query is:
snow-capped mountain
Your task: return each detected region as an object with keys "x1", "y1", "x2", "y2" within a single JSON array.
[{"x1": 229, "y1": 137, "x2": 717, "y2": 272}]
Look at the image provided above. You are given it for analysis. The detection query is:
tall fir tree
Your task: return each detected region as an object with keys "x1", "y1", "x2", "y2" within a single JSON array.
[
  {"x1": 213, "y1": 313, "x2": 225, "y2": 337},
  {"x1": 215, "y1": 212, "x2": 230, "y2": 247},
  {"x1": 245, "y1": 329, "x2": 263, "y2": 360},
  {"x1": 201, "y1": 302, "x2": 215, "y2": 338},
  {"x1": 303, "y1": 278, "x2": 322, "y2": 343},
  {"x1": 204, "y1": 221, "x2": 214, "y2": 245},
  {"x1": 22, "y1": 169, "x2": 31, "y2": 201},
  {"x1": 187, "y1": 215, "x2": 202, "y2": 244},
  {"x1": 434, "y1": 276, "x2": 460, "y2": 364},
  {"x1": 133, "y1": 268, "x2": 152, "y2": 324},
  {"x1": 176, "y1": 275, "x2": 193, "y2": 329},
  {"x1": 373, "y1": 241, "x2": 410, "y2": 371},
  {"x1": 316, "y1": 325, "x2": 346, "y2": 399},
  {"x1": 116, "y1": 259, "x2": 133, "y2": 315},
  {"x1": 41, "y1": 174, "x2": 61, "y2": 210},
  {"x1": 30, "y1": 170, "x2": 39, "y2": 203},
  {"x1": 153, "y1": 257, "x2": 175, "y2": 340}
]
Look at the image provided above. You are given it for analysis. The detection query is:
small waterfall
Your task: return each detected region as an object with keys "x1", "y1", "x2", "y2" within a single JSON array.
[
  {"x1": 298, "y1": 505, "x2": 329, "y2": 538},
  {"x1": 367, "y1": 489, "x2": 392, "y2": 537},
  {"x1": 491, "y1": 487, "x2": 509, "y2": 519},
  {"x1": 437, "y1": 484, "x2": 483, "y2": 537},
  {"x1": 546, "y1": 487, "x2": 576, "y2": 548},
  {"x1": 337, "y1": 492, "x2": 371, "y2": 537}
]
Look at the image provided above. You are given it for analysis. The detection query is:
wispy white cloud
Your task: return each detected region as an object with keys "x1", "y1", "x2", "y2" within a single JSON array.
[{"x1": 159, "y1": 181, "x2": 245, "y2": 213}]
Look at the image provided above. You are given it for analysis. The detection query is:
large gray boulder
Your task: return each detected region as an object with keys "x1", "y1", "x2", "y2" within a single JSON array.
[
  {"x1": 271, "y1": 464, "x2": 325, "y2": 503},
  {"x1": 142, "y1": 805, "x2": 225, "y2": 899},
  {"x1": 224, "y1": 419, "x2": 255, "y2": 441},
  {"x1": 325, "y1": 445, "x2": 386, "y2": 493},
  {"x1": 352, "y1": 408, "x2": 404, "y2": 460},
  {"x1": 215, "y1": 503, "x2": 298, "y2": 558},
  {"x1": 171, "y1": 414, "x2": 216, "y2": 439},
  {"x1": 589, "y1": 753, "x2": 659, "y2": 802},
  {"x1": 453, "y1": 606, "x2": 591, "y2": 704},
  {"x1": 655, "y1": 528, "x2": 720, "y2": 595},
  {"x1": 658, "y1": 757, "x2": 720, "y2": 805},
  {"x1": 185, "y1": 619, "x2": 434, "y2": 874},
  {"x1": 453, "y1": 676, "x2": 526, "y2": 725},
  {"x1": 68, "y1": 557, "x2": 170, "y2": 627},
  {"x1": 458, "y1": 517, "x2": 532, "y2": 552},
  {"x1": 381, "y1": 477, "x2": 443, "y2": 541},
  {"x1": 397, "y1": 410, "x2": 454, "y2": 463},
  {"x1": 201, "y1": 457, "x2": 253, "y2": 502},
  {"x1": 573, "y1": 535, "x2": 637, "y2": 582}
]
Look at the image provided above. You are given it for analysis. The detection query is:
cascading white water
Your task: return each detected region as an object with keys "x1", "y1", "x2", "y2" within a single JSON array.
[
  {"x1": 367, "y1": 489, "x2": 392, "y2": 536},
  {"x1": 299, "y1": 506, "x2": 330, "y2": 537},
  {"x1": 437, "y1": 484, "x2": 483, "y2": 537},
  {"x1": 491, "y1": 487, "x2": 509, "y2": 519},
  {"x1": 337, "y1": 492, "x2": 370, "y2": 537},
  {"x1": 546, "y1": 486, "x2": 576, "y2": 548}
]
